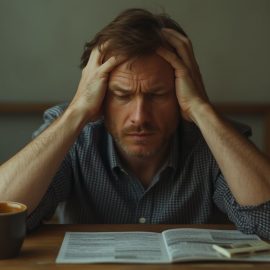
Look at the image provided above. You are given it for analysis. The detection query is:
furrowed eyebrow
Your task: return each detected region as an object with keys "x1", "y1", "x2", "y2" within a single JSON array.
[
  {"x1": 109, "y1": 85, "x2": 131, "y2": 93},
  {"x1": 109, "y1": 84, "x2": 168, "y2": 94}
]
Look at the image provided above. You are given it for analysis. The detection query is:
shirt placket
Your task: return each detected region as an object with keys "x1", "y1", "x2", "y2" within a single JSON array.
[{"x1": 135, "y1": 192, "x2": 153, "y2": 224}]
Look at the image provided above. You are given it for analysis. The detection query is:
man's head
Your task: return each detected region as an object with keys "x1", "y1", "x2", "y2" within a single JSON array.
[
  {"x1": 80, "y1": 8, "x2": 188, "y2": 68},
  {"x1": 104, "y1": 53, "x2": 180, "y2": 159},
  {"x1": 81, "y1": 8, "x2": 188, "y2": 160}
]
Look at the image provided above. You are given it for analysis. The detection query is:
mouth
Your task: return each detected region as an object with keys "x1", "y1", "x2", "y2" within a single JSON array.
[
  {"x1": 125, "y1": 133, "x2": 155, "y2": 143},
  {"x1": 126, "y1": 132, "x2": 155, "y2": 137}
]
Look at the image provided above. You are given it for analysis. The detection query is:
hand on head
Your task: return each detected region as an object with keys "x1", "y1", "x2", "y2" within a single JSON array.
[
  {"x1": 69, "y1": 43, "x2": 126, "y2": 123},
  {"x1": 70, "y1": 28, "x2": 210, "y2": 125},
  {"x1": 157, "y1": 28, "x2": 209, "y2": 122}
]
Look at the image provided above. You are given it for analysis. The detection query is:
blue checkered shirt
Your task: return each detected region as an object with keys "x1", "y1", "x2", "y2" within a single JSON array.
[{"x1": 27, "y1": 104, "x2": 270, "y2": 239}]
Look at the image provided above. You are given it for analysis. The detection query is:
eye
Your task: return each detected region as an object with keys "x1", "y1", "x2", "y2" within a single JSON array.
[
  {"x1": 148, "y1": 93, "x2": 166, "y2": 98},
  {"x1": 114, "y1": 94, "x2": 131, "y2": 101}
]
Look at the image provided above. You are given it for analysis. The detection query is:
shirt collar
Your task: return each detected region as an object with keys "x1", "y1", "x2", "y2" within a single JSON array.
[{"x1": 107, "y1": 132, "x2": 120, "y2": 170}]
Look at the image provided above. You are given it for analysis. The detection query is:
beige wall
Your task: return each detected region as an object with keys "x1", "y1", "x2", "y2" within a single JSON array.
[{"x1": 0, "y1": 0, "x2": 269, "y2": 162}]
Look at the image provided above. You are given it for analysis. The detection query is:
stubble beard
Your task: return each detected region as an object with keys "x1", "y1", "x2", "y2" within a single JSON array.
[
  {"x1": 113, "y1": 135, "x2": 159, "y2": 159},
  {"x1": 105, "y1": 118, "x2": 176, "y2": 160},
  {"x1": 108, "y1": 127, "x2": 172, "y2": 160}
]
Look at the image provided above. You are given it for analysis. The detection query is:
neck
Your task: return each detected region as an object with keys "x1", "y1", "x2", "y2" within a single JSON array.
[{"x1": 116, "y1": 143, "x2": 171, "y2": 187}]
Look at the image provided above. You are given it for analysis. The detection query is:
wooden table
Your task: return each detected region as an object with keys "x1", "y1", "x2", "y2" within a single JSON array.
[{"x1": 0, "y1": 224, "x2": 269, "y2": 270}]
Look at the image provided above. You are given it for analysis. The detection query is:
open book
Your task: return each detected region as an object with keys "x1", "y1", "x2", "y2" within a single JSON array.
[{"x1": 56, "y1": 228, "x2": 270, "y2": 264}]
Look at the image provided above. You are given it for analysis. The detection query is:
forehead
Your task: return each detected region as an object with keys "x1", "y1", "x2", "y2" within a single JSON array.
[{"x1": 109, "y1": 53, "x2": 174, "y2": 88}]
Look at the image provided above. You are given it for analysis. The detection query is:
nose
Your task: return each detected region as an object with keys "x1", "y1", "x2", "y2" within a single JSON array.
[{"x1": 130, "y1": 96, "x2": 151, "y2": 125}]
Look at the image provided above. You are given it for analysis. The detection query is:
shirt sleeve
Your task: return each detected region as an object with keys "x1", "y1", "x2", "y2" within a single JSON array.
[
  {"x1": 212, "y1": 120, "x2": 270, "y2": 239},
  {"x1": 27, "y1": 104, "x2": 72, "y2": 232},
  {"x1": 213, "y1": 173, "x2": 270, "y2": 239}
]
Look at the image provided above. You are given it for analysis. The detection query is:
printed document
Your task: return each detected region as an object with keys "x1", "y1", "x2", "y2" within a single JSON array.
[{"x1": 56, "y1": 228, "x2": 270, "y2": 263}]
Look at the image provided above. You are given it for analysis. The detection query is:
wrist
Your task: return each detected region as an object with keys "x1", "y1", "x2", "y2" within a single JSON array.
[
  {"x1": 63, "y1": 105, "x2": 90, "y2": 134},
  {"x1": 189, "y1": 100, "x2": 217, "y2": 127}
]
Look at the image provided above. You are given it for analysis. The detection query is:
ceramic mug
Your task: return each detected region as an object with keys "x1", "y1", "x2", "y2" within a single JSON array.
[{"x1": 0, "y1": 201, "x2": 27, "y2": 259}]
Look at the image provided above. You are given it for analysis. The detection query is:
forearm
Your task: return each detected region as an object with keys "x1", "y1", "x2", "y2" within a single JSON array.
[
  {"x1": 192, "y1": 103, "x2": 270, "y2": 206},
  {"x1": 157, "y1": 27, "x2": 270, "y2": 207},
  {"x1": 0, "y1": 106, "x2": 86, "y2": 214},
  {"x1": 0, "y1": 43, "x2": 124, "y2": 215}
]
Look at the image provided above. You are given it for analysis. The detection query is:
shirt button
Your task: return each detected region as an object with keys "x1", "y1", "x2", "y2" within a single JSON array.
[{"x1": 139, "y1": 217, "x2": 146, "y2": 224}]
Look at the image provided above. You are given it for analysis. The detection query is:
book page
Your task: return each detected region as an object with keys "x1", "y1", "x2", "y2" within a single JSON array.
[
  {"x1": 56, "y1": 231, "x2": 170, "y2": 264},
  {"x1": 162, "y1": 228, "x2": 263, "y2": 262}
]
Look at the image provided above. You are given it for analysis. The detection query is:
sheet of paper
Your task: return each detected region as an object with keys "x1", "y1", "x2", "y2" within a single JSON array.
[
  {"x1": 162, "y1": 228, "x2": 270, "y2": 262},
  {"x1": 56, "y1": 231, "x2": 170, "y2": 264}
]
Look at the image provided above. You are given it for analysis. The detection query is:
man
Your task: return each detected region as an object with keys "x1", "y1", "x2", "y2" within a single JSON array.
[{"x1": 0, "y1": 8, "x2": 270, "y2": 238}]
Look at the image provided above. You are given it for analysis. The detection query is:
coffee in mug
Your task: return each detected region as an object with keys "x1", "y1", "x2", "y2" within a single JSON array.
[{"x1": 0, "y1": 201, "x2": 27, "y2": 259}]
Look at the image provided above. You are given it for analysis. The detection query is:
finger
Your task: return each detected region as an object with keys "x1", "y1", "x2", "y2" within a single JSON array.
[
  {"x1": 156, "y1": 47, "x2": 189, "y2": 77},
  {"x1": 85, "y1": 46, "x2": 101, "y2": 69},
  {"x1": 98, "y1": 55, "x2": 127, "y2": 76},
  {"x1": 162, "y1": 28, "x2": 190, "y2": 45},
  {"x1": 162, "y1": 28, "x2": 201, "y2": 79},
  {"x1": 162, "y1": 29, "x2": 207, "y2": 97},
  {"x1": 86, "y1": 41, "x2": 110, "y2": 68},
  {"x1": 162, "y1": 28, "x2": 195, "y2": 57},
  {"x1": 162, "y1": 29, "x2": 194, "y2": 74},
  {"x1": 100, "y1": 41, "x2": 110, "y2": 51},
  {"x1": 157, "y1": 47, "x2": 209, "y2": 100},
  {"x1": 163, "y1": 28, "x2": 198, "y2": 63}
]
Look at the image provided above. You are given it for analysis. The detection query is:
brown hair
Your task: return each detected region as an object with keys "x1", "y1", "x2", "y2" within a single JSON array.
[{"x1": 80, "y1": 8, "x2": 188, "y2": 69}]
